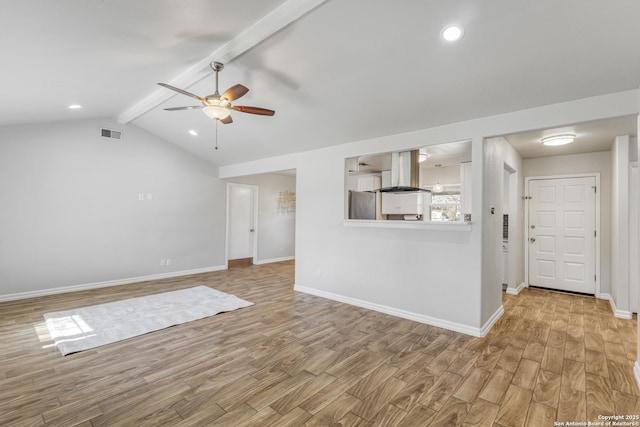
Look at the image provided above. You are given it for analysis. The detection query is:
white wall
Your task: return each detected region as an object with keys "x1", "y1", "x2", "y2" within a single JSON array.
[
  {"x1": 293, "y1": 146, "x2": 484, "y2": 333},
  {"x1": 227, "y1": 173, "x2": 296, "y2": 263},
  {"x1": 422, "y1": 165, "x2": 461, "y2": 186},
  {"x1": 611, "y1": 136, "x2": 631, "y2": 315},
  {"x1": 636, "y1": 115, "x2": 640, "y2": 386},
  {"x1": 630, "y1": 162, "x2": 639, "y2": 314},
  {"x1": 503, "y1": 170, "x2": 511, "y2": 209},
  {"x1": 480, "y1": 137, "x2": 524, "y2": 319},
  {"x1": 220, "y1": 90, "x2": 639, "y2": 337},
  {"x1": 523, "y1": 151, "x2": 612, "y2": 296},
  {"x1": 481, "y1": 138, "x2": 503, "y2": 325},
  {"x1": 491, "y1": 138, "x2": 525, "y2": 294},
  {"x1": 0, "y1": 118, "x2": 227, "y2": 300}
]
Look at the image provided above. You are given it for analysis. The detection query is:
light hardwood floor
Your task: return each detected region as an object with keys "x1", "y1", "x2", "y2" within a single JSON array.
[{"x1": 1, "y1": 261, "x2": 638, "y2": 426}]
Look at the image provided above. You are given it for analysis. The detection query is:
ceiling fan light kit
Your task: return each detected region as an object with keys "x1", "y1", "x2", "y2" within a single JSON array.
[{"x1": 203, "y1": 104, "x2": 231, "y2": 120}]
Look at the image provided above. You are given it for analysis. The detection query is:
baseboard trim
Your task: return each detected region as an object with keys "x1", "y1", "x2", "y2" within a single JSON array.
[
  {"x1": 293, "y1": 284, "x2": 495, "y2": 337},
  {"x1": 506, "y1": 282, "x2": 526, "y2": 295},
  {"x1": 0, "y1": 265, "x2": 228, "y2": 302},
  {"x1": 480, "y1": 305, "x2": 505, "y2": 337},
  {"x1": 601, "y1": 293, "x2": 633, "y2": 319},
  {"x1": 253, "y1": 256, "x2": 295, "y2": 265},
  {"x1": 634, "y1": 361, "x2": 640, "y2": 391}
]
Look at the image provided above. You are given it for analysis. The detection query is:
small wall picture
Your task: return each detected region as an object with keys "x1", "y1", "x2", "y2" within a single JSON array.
[{"x1": 277, "y1": 190, "x2": 296, "y2": 215}]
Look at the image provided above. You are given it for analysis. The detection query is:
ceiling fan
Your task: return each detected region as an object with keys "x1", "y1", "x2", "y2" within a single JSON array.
[{"x1": 158, "y1": 61, "x2": 275, "y2": 125}]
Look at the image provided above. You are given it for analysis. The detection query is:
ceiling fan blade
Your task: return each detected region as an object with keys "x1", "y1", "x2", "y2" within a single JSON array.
[
  {"x1": 222, "y1": 84, "x2": 249, "y2": 102},
  {"x1": 220, "y1": 115, "x2": 233, "y2": 124},
  {"x1": 164, "y1": 106, "x2": 204, "y2": 111},
  {"x1": 232, "y1": 106, "x2": 275, "y2": 116},
  {"x1": 158, "y1": 83, "x2": 208, "y2": 103}
]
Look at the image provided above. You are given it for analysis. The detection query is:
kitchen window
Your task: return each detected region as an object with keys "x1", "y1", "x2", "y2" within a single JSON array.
[
  {"x1": 430, "y1": 192, "x2": 462, "y2": 222},
  {"x1": 344, "y1": 140, "x2": 472, "y2": 224}
]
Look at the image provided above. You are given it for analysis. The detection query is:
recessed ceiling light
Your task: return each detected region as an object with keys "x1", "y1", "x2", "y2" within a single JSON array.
[
  {"x1": 441, "y1": 25, "x2": 464, "y2": 42},
  {"x1": 188, "y1": 130, "x2": 198, "y2": 136},
  {"x1": 541, "y1": 134, "x2": 575, "y2": 146},
  {"x1": 68, "y1": 104, "x2": 83, "y2": 110}
]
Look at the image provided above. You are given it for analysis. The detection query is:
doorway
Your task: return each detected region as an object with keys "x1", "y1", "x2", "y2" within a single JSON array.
[
  {"x1": 502, "y1": 167, "x2": 513, "y2": 291},
  {"x1": 226, "y1": 183, "x2": 258, "y2": 267},
  {"x1": 526, "y1": 175, "x2": 598, "y2": 294}
]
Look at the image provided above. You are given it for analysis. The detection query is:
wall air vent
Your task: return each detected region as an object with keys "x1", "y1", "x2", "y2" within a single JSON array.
[{"x1": 100, "y1": 128, "x2": 123, "y2": 140}]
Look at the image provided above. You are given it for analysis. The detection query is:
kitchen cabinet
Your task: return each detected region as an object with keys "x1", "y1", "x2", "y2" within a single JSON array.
[
  {"x1": 346, "y1": 157, "x2": 359, "y2": 173},
  {"x1": 381, "y1": 192, "x2": 424, "y2": 215},
  {"x1": 357, "y1": 175, "x2": 381, "y2": 192},
  {"x1": 381, "y1": 170, "x2": 391, "y2": 188}
]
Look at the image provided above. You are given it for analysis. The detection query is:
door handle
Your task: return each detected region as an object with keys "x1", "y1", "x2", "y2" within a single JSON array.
[
  {"x1": 529, "y1": 237, "x2": 536, "y2": 243},
  {"x1": 249, "y1": 229, "x2": 255, "y2": 232}
]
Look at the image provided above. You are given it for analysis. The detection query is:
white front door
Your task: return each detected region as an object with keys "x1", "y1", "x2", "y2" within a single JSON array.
[
  {"x1": 528, "y1": 177, "x2": 596, "y2": 294},
  {"x1": 227, "y1": 184, "x2": 256, "y2": 261}
]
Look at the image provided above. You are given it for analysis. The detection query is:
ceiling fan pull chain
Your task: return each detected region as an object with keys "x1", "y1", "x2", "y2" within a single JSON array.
[{"x1": 215, "y1": 119, "x2": 219, "y2": 150}]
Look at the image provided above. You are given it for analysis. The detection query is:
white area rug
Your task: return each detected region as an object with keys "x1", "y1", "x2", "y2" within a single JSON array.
[{"x1": 44, "y1": 286, "x2": 253, "y2": 356}]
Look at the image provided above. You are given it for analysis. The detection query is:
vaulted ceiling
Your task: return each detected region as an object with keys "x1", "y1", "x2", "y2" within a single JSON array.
[{"x1": 3, "y1": 0, "x2": 639, "y2": 166}]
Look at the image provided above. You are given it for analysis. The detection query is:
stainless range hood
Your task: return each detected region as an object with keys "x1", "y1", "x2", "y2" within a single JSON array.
[{"x1": 379, "y1": 150, "x2": 425, "y2": 192}]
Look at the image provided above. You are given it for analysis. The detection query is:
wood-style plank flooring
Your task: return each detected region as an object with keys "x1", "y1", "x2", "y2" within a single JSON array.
[{"x1": 1, "y1": 261, "x2": 638, "y2": 426}]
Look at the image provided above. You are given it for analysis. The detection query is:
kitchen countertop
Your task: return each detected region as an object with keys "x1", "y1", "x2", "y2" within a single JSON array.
[{"x1": 343, "y1": 219, "x2": 472, "y2": 231}]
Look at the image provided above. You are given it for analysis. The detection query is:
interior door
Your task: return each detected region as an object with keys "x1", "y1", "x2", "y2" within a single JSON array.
[
  {"x1": 528, "y1": 177, "x2": 596, "y2": 294},
  {"x1": 228, "y1": 184, "x2": 256, "y2": 261}
]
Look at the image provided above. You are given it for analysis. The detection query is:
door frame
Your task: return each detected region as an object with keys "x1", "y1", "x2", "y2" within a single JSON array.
[
  {"x1": 630, "y1": 162, "x2": 639, "y2": 313},
  {"x1": 225, "y1": 183, "x2": 259, "y2": 267},
  {"x1": 503, "y1": 164, "x2": 521, "y2": 294},
  {"x1": 524, "y1": 173, "x2": 601, "y2": 296}
]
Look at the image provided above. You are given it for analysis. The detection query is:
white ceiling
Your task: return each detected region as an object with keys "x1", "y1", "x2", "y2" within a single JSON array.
[
  {"x1": 3, "y1": 0, "x2": 640, "y2": 166},
  {"x1": 356, "y1": 140, "x2": 472, "y2": 174},
  {"x1": 503, "y1": 115, "x2": 638, "y2": 159}
]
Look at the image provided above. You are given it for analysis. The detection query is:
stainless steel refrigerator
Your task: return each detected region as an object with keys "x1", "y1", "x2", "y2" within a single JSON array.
[{"x1": 348, "y1": 190, "x2": 376, "y2": 220}]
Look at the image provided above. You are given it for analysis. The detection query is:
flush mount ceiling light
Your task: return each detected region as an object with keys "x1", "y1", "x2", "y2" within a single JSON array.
[
  {"x1": 188, "y1": 130, "x2": 198, "y2": 136},
  {"x1": 68, "y1": 104, "x2": 83, "y2": 109},
  {"x1": 441, "y1": 25, "x2": 464, "y2": 42},
  {"x1": 541, "y1": 134, "x2": 575, "y2": 146},
  {"x1": 419, "y1": 153, "x2": 430, "y2": 163}
]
